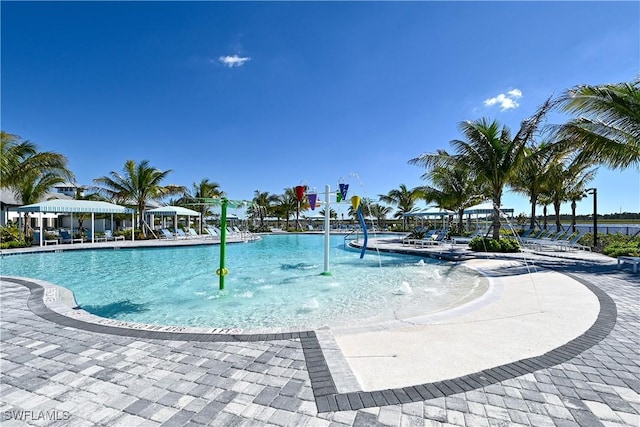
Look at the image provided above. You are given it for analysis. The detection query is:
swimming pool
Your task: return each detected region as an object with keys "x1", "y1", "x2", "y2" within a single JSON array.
[{"x1": 1, "y1": 234, "x2": 488, "y2": 330}]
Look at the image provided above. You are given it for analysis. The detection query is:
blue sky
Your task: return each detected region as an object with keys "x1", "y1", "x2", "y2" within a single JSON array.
[{"x1": 2, "y1": 1, "x2": 638, "y2": 219}]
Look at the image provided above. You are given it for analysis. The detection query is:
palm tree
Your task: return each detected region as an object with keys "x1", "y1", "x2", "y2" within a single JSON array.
[
  {"x1": 182, "y1": 178, "x2": 223, "y2": 232},
  {"x1": 510, "y1": 142, "x2": 557, "y2": 230},
  {"x1": 411, "y1": 99, "x2": 552, "y2": 239},
  {"x1": 13, "y1": 171, "x2": 68, "y2": 236},
  {"x1": 72, "y1": 186, "x2": 109, "y2": 235},
  {"x1": 544, "y1": 157, "x2": 597, "y2": 232},
  {"x1": 378, "y1": 184, "x2": 422, "y2": 231},
  {"x1": 252, "y1": 190, "x2": 279, "y2": 228},
  {"x1": 411, "y1": 151, "x2": 484, "y2": 234},
  {"x1": 284, "y1": 187, "x2": 310, "y2": 230},
  {"x1": 1, "y1": 131, "x2": 74, "y2": 190},
  {"x1": 273, "y1": 189, "x2": 299, "y2": 229},
  {"x1": 554, "y1": 79, "x2": 640, "y2": 170},
  {"x1": 1, "y1": 132, "x2": 74, "y2": 237},
  {"x1": 366, "y1": 203, "x2": 392, "y2": 229},
  {"x1": 93, "y1": 160, "x2": 185, "y2": 235}
]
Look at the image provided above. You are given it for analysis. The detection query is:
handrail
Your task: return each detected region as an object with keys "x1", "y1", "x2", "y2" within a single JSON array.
[{"x1": 343, "y1": 229, "x2": 360, "y2": 246}]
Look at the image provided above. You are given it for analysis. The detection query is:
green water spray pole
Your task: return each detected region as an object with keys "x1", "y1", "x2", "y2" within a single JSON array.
[{"x1": 218, "y1": 198, "x2": 228, "y2": 290}]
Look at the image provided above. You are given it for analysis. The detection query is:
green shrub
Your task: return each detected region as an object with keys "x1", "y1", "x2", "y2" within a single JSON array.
[
  {"x1": 602, "y1": 241, "x2": 640, "y2": 257},
  {"x1": 0, "y1": 225, "x2": 27, "y2": 248},
  {"x1": 0, "y1": 240, "x2": 28, "y2": 249},
  {"x1": 469, "y1": 236, "x2": 521, "y2": 253},
  {"x1": 581, "y1": 232, "x2": 640, "y2": 256}
]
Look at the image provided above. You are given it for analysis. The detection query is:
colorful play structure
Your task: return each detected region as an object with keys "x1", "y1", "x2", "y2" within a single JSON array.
[
  {"x1": 295, "y1": 180, "x2": 368, "y2": 275},
  {"x1": 190, "y1": 180, "x2": 369, "y2": 290}
]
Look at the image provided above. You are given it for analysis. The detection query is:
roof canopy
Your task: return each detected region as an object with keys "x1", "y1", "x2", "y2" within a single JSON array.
[
  {"x1": 463, "y1": 202, "x2": 514, "y2": 215},
  {"x1": 403, "y1": 206, "x2": 453, "y2": 218},
  {"x1": 18, "y1": 199, "x2": 134, "y2": 214},
  {"x1": 146, "y1": 206, "x2": 200, "y2": 216}
]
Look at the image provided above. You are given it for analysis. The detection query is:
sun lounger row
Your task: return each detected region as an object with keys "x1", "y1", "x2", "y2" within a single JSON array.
[{"x1": 523, "y1": 230, "x2": 591, "y2": 251}]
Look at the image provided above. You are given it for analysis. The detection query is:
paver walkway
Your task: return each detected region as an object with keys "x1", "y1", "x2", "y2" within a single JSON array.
[{"x1": 1, "y1": 249, "x2": 639, "y2": 426}]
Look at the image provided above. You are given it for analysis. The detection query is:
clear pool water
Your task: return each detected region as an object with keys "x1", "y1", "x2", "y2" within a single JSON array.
[{"x1": 1, "y1": 234, "x2": 488, "y2": 330}]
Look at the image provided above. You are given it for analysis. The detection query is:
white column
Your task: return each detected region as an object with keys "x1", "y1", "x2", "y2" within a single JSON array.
[
  {"x1": 91, "y1": 213, "x2": 95, "y2": 243},
  {"x1": 323, "y1": 185, "x2": 330, "y2": 274},
  {"x1": 39, "y1": 212, "x2": 43, "y2": 247},
  {"x1": 131, "y1": 211, "x2": 135, "y2": 241}
]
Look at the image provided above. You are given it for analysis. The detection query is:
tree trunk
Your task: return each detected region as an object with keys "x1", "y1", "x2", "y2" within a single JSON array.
[
  {"x1": 529, "y1": 196, "x2": 537, "y2": 230},
  {"x1": 457, "y1": 209, "x2": 464, "y2": 234},
  {"x1": 542, "y1": 206, "x2": 548, "y2": 229},
  {"x1": 554, "y1": 200, "x2": 562, "y2": 232},
  {"x1": 492, "y1": 197, "x2": 501, "y2": 240},
  {"x1": 571, "y1": 201, "x2": 577, "y2": 232}
]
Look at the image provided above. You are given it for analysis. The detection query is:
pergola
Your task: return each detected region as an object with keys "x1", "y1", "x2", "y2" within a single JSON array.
[
  {"x1": 145, "y1": 206, "x2": 201, "y2": 233},
  {"x1": 18, "y1": 199, "x2": 135, "y2": 246},
  {"x1": 463, "y1": 202, "x2": 515, "y2": 230},
  {"x1": 403, "y1": 206, "x2": 454, "y2": 229}
]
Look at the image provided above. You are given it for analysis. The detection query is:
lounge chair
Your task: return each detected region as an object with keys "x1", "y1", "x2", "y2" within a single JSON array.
[
  {"x1": 187, "y1": 228, "x2": 201, "y2": 238},
  {"x1": 60, "y1": 230, "x2": 83, "y2": 244},
  {"x1": 534, "y1": 231, "x2": 590, "y2": 252},
  {"x1": 522, "y1": 229, "x2": 553, "y2": 246},
  {"x1": 523, "y1": 229, "x2": 566, "y2": 248},
  {"x1": 104, "y1": 230, "x2": 125, "y2": 241},
  {"x1": 175, "y1": 229, "x2": 189, "y2": 239},
  {"x1": 451, "y1": 228, "x2": 488, "y2": 244},
  {"x1": 415, "y1": 228, "x2": 449, "y2": 247},
  {"x1": 159, "y1": 229, "x2": 175, "y2": 239},
  {"x1": 402, "y1": 228, "x2": 432, "y2": 246},
  {"x1": 204, "y1": 227, "x2": 218, "y2": 237},
  {"x1": 556, "y1": 232, "x2": 591, "y2": 251}
]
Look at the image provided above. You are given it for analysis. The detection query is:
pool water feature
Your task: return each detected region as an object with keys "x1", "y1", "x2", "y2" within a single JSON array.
[{"x1": 1, "y1": 234, "x2": 488, "y2": 330}]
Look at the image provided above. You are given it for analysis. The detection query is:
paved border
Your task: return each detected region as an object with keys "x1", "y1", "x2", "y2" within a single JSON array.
[{"x1": 1, "y1": 269, "x2": 616, "y2": 413}]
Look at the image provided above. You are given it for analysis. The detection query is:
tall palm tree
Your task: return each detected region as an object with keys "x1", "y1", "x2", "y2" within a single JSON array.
[
  {"x1": 283, "y1": 187, "x2": 310, "y2": 230},
  {"x1": 252, "y1": 190, "x2": 279, "y2": 228},
  {"x1": 411, "y1": 152, "x2": 485, "y2": 234},
  {"x1": 378, "y1": 184, "x2": 422, "y2": 231},
  {"x1": 543, "y1": 157, "x2": 597, "y2": 232},
  {"x1": 182, "y1": 178, "x2": 224, "y2": 231},
  {"x1": 93, "y1": 160, "x2": 185, "y2": 235},
  {"x1": 554, "y1": 79, "x2": 640, "y2": 170},
  {"x1": 1, "y1": 131, "x2": 74, "y2": 190},
  {"x1": 366, "y1": 203, "x2": 392, "y2": 229},
  {"x1": 271, "y1": 189, "x2": 296, "y2": 229},
  {"x1": 411, "y1": 99, "x2": 552, "y2": 239},
  {"x1": 510, "y1": 142, "x2": 558, "y2": 230}
]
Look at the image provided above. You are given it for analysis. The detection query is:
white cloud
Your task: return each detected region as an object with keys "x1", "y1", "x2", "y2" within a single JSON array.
[
  {"x1": 218, "y1": 55, "x2": 251, "y2": 68},
  {"x1": 483, "y1": 88, "x2": 522, "y2": 111},
  {"x1": 507, "y1": 89, "x2": 522, "y2": 98}
]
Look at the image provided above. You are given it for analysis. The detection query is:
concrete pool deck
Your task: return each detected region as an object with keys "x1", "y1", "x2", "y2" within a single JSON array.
[{"x1": 1, "y1": 237, "x2": 639, "y2": 426}]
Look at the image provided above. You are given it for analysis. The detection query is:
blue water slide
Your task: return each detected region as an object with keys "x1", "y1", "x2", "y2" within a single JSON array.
[{"x1": 356, "y1": 206, "x2": 368, "y2": 259}]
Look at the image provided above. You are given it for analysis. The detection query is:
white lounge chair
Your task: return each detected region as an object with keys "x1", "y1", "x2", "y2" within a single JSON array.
[
  {"x1": 104, "y1": 230, "x2": 125, "y2": 241},
  {"x1": 159, "y1": 229, "x2": 174, "y2": 239},
  {"x1": 415, "y1": 229, "x2": 449, "y2": 247}
]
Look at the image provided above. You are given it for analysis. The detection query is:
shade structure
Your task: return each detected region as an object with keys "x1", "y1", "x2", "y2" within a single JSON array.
[
  {"x1": 145, "y1": 205, "x2": 202, "y2": 236},
  {"x1": 17, "y1": 199, "x2": 135, "y2": 246},
  {"x1": 18, "y1": 199, "x2": 134, "y2": 214},
  {"x1": 463, "y1": 202, "x2": 514, "y2": 216},
  {"x1": 145, "y1": 206, "x2": 200, "y2": 216}
]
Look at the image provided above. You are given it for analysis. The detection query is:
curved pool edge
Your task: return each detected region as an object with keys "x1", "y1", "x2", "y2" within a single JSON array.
[{"x1": 1, "y1": 263, "x2": 617, "y2": 412}]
